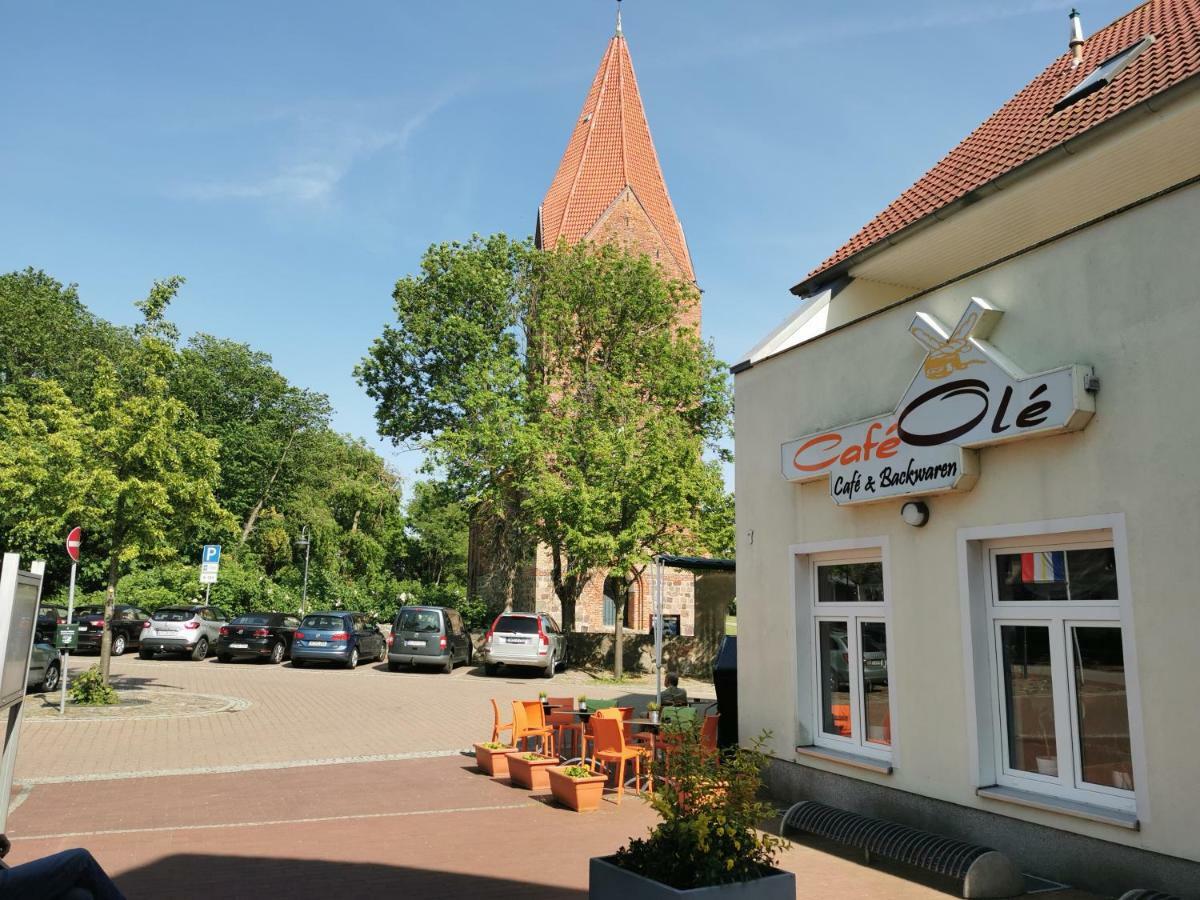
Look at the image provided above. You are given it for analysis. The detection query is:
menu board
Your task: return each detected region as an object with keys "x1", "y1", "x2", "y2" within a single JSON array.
[{"x1": 0, "y1": 579, "x2": 38, "y2": 710}]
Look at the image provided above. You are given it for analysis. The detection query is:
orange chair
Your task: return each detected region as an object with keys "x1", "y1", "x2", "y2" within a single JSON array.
[
  {"x1": 512, "y1": 700, "x2": 555, "y2": 756},
  {"x1": 590, "y1": 714, "x2": 651, "y2": 804},
  {"x1": 581, "y1": 707, "x2": 623, "y2": 766},
  {"x1": 831, "y1": 704, "x2": 851, "y2": 738},
  {"x1": 490, "y1": 698, "x2": 513, "y2": 744},
  {"x1": 700, "y1": 713, "x2": 720, "y2": 758},
  {"x1": 546, "y1": 696, "x2": 582, "y2": 759}
]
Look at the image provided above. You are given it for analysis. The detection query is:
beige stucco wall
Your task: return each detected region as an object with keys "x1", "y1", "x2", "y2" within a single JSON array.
[{"x1": 734, "y1": 180, "x2": 1200, "y2": 862}]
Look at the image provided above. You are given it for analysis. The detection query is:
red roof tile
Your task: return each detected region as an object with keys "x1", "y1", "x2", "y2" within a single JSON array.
[
  {"x1": 802, "y1": 0, "x2": 1200, "y2": 290},
  {"x1": 538, "y1": 31, "x2": 696, "y2": 282}
]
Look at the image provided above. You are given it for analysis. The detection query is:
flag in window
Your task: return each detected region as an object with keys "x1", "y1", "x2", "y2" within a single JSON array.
[{"x1": 1021, "y1": 551, "x2": 1066, "y2": 583}]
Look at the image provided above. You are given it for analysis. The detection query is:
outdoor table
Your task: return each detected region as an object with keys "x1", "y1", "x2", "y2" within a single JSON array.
[{"x1": 628, "y1": 717, "x2": 660, "y2": 733}]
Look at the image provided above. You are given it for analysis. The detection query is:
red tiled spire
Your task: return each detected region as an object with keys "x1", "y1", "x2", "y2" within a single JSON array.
[{"x1": 537, "y1": 26, "x2": 696, "y2": 283}]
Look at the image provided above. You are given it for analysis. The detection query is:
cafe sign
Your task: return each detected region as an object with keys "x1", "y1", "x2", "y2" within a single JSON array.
[{"x1": 780, "y1": 298, "x2": 1096, "y2": 505}]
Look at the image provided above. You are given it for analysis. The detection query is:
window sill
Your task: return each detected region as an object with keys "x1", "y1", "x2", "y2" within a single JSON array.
[
  {"x1": 976, "y1": 785, "x2": 1139, "y2": 830},
  {"x1": 796, "y1": 745, "x2": 893, "y2": 775}
]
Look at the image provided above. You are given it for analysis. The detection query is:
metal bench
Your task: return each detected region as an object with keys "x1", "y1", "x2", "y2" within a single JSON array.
[{"x1": 780, "y1": 800, "x2": 1024, "y2": 899}]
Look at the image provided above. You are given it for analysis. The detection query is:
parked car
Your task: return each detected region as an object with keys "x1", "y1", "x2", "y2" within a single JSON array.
[
  {"x1": 73, "y1": 604, "x2": 151, "y2": 656},
  {"x1": 27, "y1": 642, "x2": 62, "y2": 693},
  {"x1": 387, "y1": 606, "x2": 471, "y2": 674},
  {"x1": 35, "y1": 604, "x2": 67, "y2": 643},
  {"x1": 139, "y1": 605, "x2": 229, "y2": 660},
  {"x1": 291, "y1": 611, "x2": 386, "y2": 669},
  {"x1": 482, "y1": 612, "x2": 566, "y2": 679},
  {"x1": 216, "y1": 612, "x2": 299, "y2": 664}
]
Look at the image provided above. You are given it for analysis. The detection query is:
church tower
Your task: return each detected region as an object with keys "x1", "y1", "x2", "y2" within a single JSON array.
[
  {"x1": 468, "y1": 9, "x2": 704, "y2": 637},
  {"x1": 536, "y1": 8, "x2": 699, "y2": 327}
]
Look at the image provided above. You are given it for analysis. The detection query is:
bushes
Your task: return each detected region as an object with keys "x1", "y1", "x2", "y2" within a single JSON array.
[
  {"x1": 69, "y1": 666, "x2": 118, "y2": 706},
  {"x1": 611, "y1": 730, "x2": 786, "y2": 889}
]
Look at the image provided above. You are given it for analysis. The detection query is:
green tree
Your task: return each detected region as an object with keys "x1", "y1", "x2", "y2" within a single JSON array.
[
  {"x1": 400, "y1": 480, "x2": 468, "y2": 587},
  {"x1": 88, "y1": 278, "x2": 234, "y2": 681},
  {"x1": 358, "y1": 237, "x2": 732, "y2": 673}
]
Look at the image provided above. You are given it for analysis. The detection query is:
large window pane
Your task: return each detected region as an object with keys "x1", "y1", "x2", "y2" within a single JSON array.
[
  {"x1": 861, "y1": 622, "x2": 890, "y2": 746},
  {"x1": 817, "y1": 563, "x2": 884, "y2": 604},
  {"x1": 1073, "y1": 627, "x2": 1134, "y2": 791},
  {"x1": 995, "y1": 548, "x2": 1117, "y2": 603},
  {"x1": 819, "y1": 621, "x2": 851, "y2": 737},
  {"x1": 1000, "y1": 625, "x2": 1058, "y2": 776}
]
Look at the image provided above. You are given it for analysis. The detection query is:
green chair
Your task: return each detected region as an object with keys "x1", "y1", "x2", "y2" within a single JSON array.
[
  {"x1": 661, "y1": 705, "x2": 697, "y2": 726},
  {"x1": 586, "y1": 698, "x2": 618, "y2": 711}
]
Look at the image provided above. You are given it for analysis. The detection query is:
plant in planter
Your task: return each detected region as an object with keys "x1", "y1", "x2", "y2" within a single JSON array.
[
  {"x1": 578, "y1": 694, "x2": 588, "y2": 712},
  {"x1": 590, "y1": 730, "x2": 793, "y2": 898},
  {"x1": 549, "y1": 764, "x2": 608, "y2": 812},
  {"x1": 646, "y1": 702, "x2": 660, "y2": 724},
  {"x1": 509, "y1": 752, "x2": 560, "y2": 791},
  {"x1": 474, "y1": 741, "x2": 518, "y2": 777}
]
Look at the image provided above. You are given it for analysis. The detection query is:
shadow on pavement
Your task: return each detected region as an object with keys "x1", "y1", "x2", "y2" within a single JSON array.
[{"x1": 115, "y1": 854, "x2": 586, "y2": 899}]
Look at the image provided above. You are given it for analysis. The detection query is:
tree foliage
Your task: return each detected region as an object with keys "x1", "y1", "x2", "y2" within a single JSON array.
[
  {"x1": 0, "y1": 269, "x2": 474, "y2": 678},
  {"x1": 358, "y1": 236, "x2": 734, "y2": 668}
]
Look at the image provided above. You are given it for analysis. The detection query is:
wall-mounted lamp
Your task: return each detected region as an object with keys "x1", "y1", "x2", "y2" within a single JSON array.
[{"x1": 901, "y1": 500, "x2": 929, "y2": 528}]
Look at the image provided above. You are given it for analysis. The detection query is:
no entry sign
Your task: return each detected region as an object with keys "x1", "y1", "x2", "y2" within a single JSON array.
[{"x1": 65, "y1": 527, "x2": 82, "y2": 562}]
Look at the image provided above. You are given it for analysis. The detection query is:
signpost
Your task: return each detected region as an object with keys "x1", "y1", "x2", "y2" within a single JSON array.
[
  {"x1": 60, "y1": 527, "x2": 81, "y2": 715},
  {"x1": 200, "y1": 544, "x2": 221, "y2": 602}
]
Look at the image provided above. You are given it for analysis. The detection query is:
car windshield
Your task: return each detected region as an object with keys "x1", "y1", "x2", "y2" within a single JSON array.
[
  {"x1": 301, "y1": 615, "x2": 346, "y2": 630},
  {"x1": 493, "y1": 615, "x2": 539, "y2": 635},
  {"x1": 231, "y1": 615, "x2": 273, "y2": 627},
  {"x1": 153, "y1": 609, "x2": 196, "y2": 622},
  {"x1": 397, "y1": 609, "x2": 441, "y2": 633}
]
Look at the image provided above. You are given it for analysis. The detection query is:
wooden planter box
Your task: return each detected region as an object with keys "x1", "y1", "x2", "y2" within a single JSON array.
[
  {"x1": 589, "y1": 857, "x2": 795, "y2": 899},
  {"x1": 548, "y1": 766, "x2": 608, "y2": 812},
  {"x1": 508, "y1": 754, "x2": 559, "y2": 791},
  {"x1": 474, "y1": 743, "x2": 518, "y2": 778}
]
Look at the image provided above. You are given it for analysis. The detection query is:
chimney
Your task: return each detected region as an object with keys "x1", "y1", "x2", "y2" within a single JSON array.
[{"x1": 1069, "y1": 8, "x2": 1085, "y2": 67}]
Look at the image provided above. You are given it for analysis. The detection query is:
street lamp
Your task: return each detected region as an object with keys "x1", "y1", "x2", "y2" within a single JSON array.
[{"x1": 295, "y1": 526, "x2": 311, "y2": 615}]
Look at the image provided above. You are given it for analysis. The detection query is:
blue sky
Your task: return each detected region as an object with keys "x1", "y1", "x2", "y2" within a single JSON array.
[{"x1": 1, "y1": 0, "x2": 1131, "y2": 488}]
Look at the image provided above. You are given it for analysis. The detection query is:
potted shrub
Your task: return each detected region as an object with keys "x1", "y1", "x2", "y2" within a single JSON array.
[
  {"x1": 474, "y1": 741, "x2": 518, "y2": 778},
  {"x1": 589, "y1": 730, "x2": 793, "y2": 898},
  {"x1": 549, "y1": 764, "x2": 607, "y2": 812},
  {"x1": 578, "y1": 694, "x2": 589, "y2": 712},
  {"x1": 646, "y1": 702, "x2": 660, "y2": 724},
  {"x1": 509, "y1": 752, "x2": 560, "y2": 791}
]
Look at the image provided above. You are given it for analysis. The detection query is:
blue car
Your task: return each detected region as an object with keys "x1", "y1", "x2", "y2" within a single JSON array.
[{"x1": 291, "y1": 611, "x2": 386, "y2": 669}]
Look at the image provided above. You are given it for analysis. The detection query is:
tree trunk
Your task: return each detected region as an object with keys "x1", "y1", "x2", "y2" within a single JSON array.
[
  {"x1": 239, "y1": 428, "x2": 298, "y2": 544},
  {"x1": 99, "y1": 549, "x2": 120, "y2": 683},
  {"x1": 613, "y1": 578, "x2": 628, "y2": 680}
]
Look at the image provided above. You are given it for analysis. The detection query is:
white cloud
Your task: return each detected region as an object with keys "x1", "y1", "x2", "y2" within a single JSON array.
[{"x1": 174, "y1": 90, "x2": 457, "y2": 207}]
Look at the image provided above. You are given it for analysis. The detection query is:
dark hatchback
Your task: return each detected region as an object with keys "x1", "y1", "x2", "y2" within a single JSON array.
[
  {"x1": 216, "y1": 612, "x2": 300, "y2": 664},
  {"x1": 36, "y1": 603, "x2": 68, "y2": 643},
  {"x1": 73, "y1": 604, "x2": 151, "y2": 656}
]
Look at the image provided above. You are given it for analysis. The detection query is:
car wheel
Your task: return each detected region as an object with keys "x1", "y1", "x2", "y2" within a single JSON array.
[
  {"x1": 111, "y1": 634, "x2": 127, "y2": 657},
  {"x1": 541, "y1": 660, "x2": 554, "y2": 679},
  {"x1": 191, "y1": 638, "x2": 208, "y2": 661},
  {"x1": 442, "y1": 656, "x2": 454, "y2": 675},
  {"x1": 377, "y1": 643, "x2": 387, "y2": 663},
  {"x1": 345, "y1": 647, "x2": 359, "y2": 669},
  {"x1": 484, "y1": 663, "x2": 498, "y2": 677},
  {"x1": 292, "y1": 659, "x2": 305, "y2": 668},
  {"x1": 466, "y1": 644, "x2": 473, "y2": 667},
  {"x1": 270, "y1": 641, "x2": 286, "y2": 664},
  {"x1": 388, "y1": 661, "x2": 400, "y2": 673},
  {"x1": 41, "y1": 661, "x2": 61, "y2": 693},
  {"x1": 139, "y1": 648, "x2": 153, "y2": 660}
]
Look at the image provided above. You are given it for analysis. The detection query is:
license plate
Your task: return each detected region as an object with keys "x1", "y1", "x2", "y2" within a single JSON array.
[
  {"x1": 308, "y1": 640, "x2": 328, "y2": 647},
  {"x1": 405, "y1": 640, "x2": 425, "y2": 647},
  {"x1": 505, "y1": 637, "x2": 525, "y2": 644},
  {"x1": 158, "y1": 625, "x2": 179, "y2": 632},
  {"x1": 230, "y1": 643, "x2": 248, "y2": 649}
]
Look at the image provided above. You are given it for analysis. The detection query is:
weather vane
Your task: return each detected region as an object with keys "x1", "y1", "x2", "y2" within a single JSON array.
[{"x1": 616, "y1": 0, "x2": 623, "y2": 36}]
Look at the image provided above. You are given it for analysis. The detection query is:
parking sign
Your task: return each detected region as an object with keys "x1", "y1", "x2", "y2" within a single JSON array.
[{"x1": 200, "y1": 544, "x2": 221, "y2": 584}]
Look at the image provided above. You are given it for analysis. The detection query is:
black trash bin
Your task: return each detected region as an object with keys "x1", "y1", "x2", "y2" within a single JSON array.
[{"x1": 711, "y1": 635, "x2": 737, "y2": 750}]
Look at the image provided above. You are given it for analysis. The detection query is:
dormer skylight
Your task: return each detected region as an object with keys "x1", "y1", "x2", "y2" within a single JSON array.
[{"x1": 1055, "y1": 35, "x2": 1156, "y2": 111}]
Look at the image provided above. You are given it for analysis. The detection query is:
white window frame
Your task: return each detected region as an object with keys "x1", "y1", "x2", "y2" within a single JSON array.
[
  {"x1": 807, "y1": 546, "x2": 894, "y2": 762},
  {"x1": 958, "y1": 515, "x2": 1145, "y2": 818}
]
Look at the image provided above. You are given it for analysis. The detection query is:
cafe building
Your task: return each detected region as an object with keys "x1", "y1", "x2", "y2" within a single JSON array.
[{"x1": 733, "y1": 0, "x2": 1200, "y2": 893}]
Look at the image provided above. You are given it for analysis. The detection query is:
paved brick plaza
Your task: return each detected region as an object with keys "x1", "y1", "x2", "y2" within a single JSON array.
[{"x1": 5, "y1": 656, "x2": 1096, "y2": 898}]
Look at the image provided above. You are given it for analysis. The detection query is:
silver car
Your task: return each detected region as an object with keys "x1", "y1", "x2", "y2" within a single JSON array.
[
  {"x1": 26, "y1": 643, "x2": 62, "y2": 692},
  {"x1": 139, "y1": 605, "x2": 229, "y2": 660},
  {"x1": 482, "y1": 612, "x2": 566, "y2": 679}
]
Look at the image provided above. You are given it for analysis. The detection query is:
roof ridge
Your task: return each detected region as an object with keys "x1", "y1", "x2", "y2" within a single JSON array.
[{"x1": 555, "y1": 36, "x2": 620, "y2": 249}]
